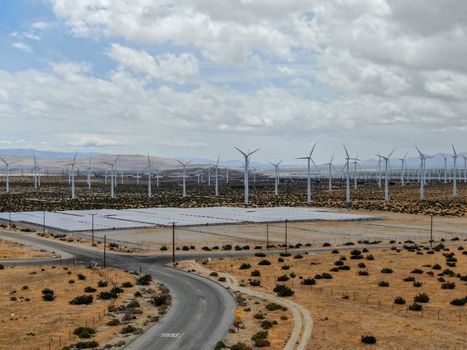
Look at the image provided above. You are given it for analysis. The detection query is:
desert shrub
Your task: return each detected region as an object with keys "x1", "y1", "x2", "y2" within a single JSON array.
[
  {"x1": 239, "y1": 263, "x2": 251, "y2": 270},
  {"x1": 265, "y1": 303, "x2": 283, "y2": 311},
  {"x1": 152, "y1": 295, "x2": 168, "y2": 306},
  {"x1": 334, "y1": 260, "x2": 344, "y2": 266},
  {"x1": 322, "y1": 242, "x2": 331, "y2": 247},
  {"x1": 120, "y1": 325, "x2": 137, "y2": 334},
  {"x1": 358, "y1": 270, "x2": 369, "y2": 276},
  {"x1": 84, "y1": 286, "x2": 96, "y2": 293},
  {"x1": 258, "y1": 260, "x2": 271, "y2": 266},
  {"x1": 281, "y1": 265, "x2": 290, "y2": 270},
  {"x1": 361, "y1": 335, "x2": 376, "y2": 344},
  {"x1": 69, "y1": 280, "x2": 75, "y2": 284},
  {"x1": 218, "y1": 277, "x2": 226, "y2": 282},
  {"x1": 160, "y1": 246, "x2": 168, "y2": 251},
  {"x1": 358, "y1": 263, "x2": 366, "y2": 268},
  {"x1": 136, "y1": 274, "x2": 152, "y2": 285},
  {"x1": 450, "y1": 298, "x2": 466, "y2": 306},
  {"x1": 97, "y1": 280, "x2": 108, "y2": 288},
  {"x1": 378, "y1": 281, "x2": 390, "y2": 287},
  {"x1": 251, "y1": 330, "x2": 268, "y2": 340},
  {"x1": 442, "y1": 269, "x2": 455, "y2": 277},
  {"x1": 403, "y1": 276, "x2": 415, "y2": 282},
  {"x1": 73, "y1": 340, "x2": 99, "y2": 349},
  {"x1": 414, "y1": 293, "x2": 430, "y2": 303},
  {"x1": 331, "y1": 249, "x2": 339, "y2": 254},
  {"x1": 277, "y1": 274, "x2": 289, "y2": 282},
  {"x1": 366, "y1": 255, "x2": 375, "y2": 260},
  {"x1": 127, "y1": 300, "x2": 140, "y2": 308},
  {"x1": 250, "y1": 280, "x2": 261, "y2": 286},
  {"x1": 441, "y1": 282, "x2": 456, "y2": 289},
  {"x1": 273, "y1": 284, "x2": 294, "y2": 297},
  {"x1": 411, "y1": 269, "x2": 423, "y2": 274},
  {"x1": 321, "y1": 272, "x2": 333, "y2": 279},
  {"x1": 69, "y1": 295, "x2": 93, "y2": 305},
  {"x1": 413, "y1": 281, "x2": 423, "y2": 287},
  {"x1": 338, "y1": 265, "x2": 351, "y2": 271},
  {"x1": 432, "y1": 264, "x2": 441, "y2": 270},
  {"x1": 260, "y1": 320, "x2": 275, "y2": 329},
  {"x1": 230, "y1": 342, "x2": 251, "y2": 350},
  {"x1": 330, "y1": 267, "x2": 339, "y2": 272},
  {"x1": 121, "y1": 282, "x2": 133, "y2": 288},
  {"x1": 381, "y1": 268, "x2": 393, "y2": 274},
  {"x1": 293, "y1": 254, "x2": 303, "y2": 259},
  {"x1": 460, "y1": 275, "x2": 467, "y2": 281},
  {"x1": 394, "y1": 296, "x2": 406, "y2": 305},
  {"x1": 254, "y1": 252, "x2": 266, "y2": 257},
  {"x1": 73, "y1": 327, "x2": 96, "y2": 339},
  {"x1": 222, "y1": 244, "x2": 232, "y2": 250},
  {"x1": 302, "y1": 278, "x2": 315, "y2": 285},
  {"x1": 409, "y1": 303, "x2": 423, "y2": 311},
  {"x1": 253, "y1": 313, "x2": 265, "y2": 320},
  {"x1": 251, "y1": 270, "x2": 261, "y2": 277},
  {"x1": 106, "y1": 318, "x2": 120, "y2": 326},
  {"x1": 42, "y1": 288, "x2": 55, "y2": 301},
  {"x1": 77, "y1": 274, "x2": 86, "y2": 280},
  {"x1": 254, "y1": 339, "x2": 271, "y2": 347}
]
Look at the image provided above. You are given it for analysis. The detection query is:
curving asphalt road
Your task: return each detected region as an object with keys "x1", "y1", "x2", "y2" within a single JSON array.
[{"x1": 0, "y1": 231, "x2": 237, "y2": 350}]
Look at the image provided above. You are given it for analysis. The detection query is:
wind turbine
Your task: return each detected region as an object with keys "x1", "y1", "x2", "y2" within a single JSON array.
[
  {"x1": 86, "y1": 157, "x2": 92, "y2": 190},
  {"x1": 398, "y1": 153, "x2": 408, "y2": 186},
  {"x1": 415, "y1": 146, "x2": 428, "y2": 200},
  {"x1": 103, "y1": 155, "x2": 120, "y2": 198},
  {"x1": 64, "y1": 153, "x2": 78, "y2": 199},
  {"x1": 352, "y1": 153, "x2": 361, "y2": 189},
  {"x1": 343, "y1": 145, "x2": 353, "y2": 204},
  {"x1": 441, "y1": 153, "x2": 449, "y2": 184},
  {"x1": 147, "y1": 154, "x2": 153, "y2": 198},
  {"x1": 214, "y1": 155, "x2": 220, "y2": 196},
  {"x1": 323, "y1": 155, "x2": 334, "y2": 192},
  {"x1": 234, "y1": 147, "x2": 260, "y2": 205},
  {"x1": 225, "y1": 163, "x2": 229, "y2": 184},
  {"x1": 0, "y1": 157, "x2": 21, "y2": 193},
  {"x1": 377, "y1": 148, "x2": 395, "y2": 202},
  {"x1": 32, "y1": 155, "x2": 40, "y2": 189},
  {"x1": 377, "y1": 156, "x2": 382, "y2": 188},
  {"x1": 176, "y1": 160, "x2": 192, "y2": 198},
  {"x1": 296, "y1": 143, "x2": 317, "y2": 204},
  {"x1": 269, "y1": 160, "x2": 283, "y2": 196},
  {"x1": 461, "y1": 153, "x2": 467, "y2": 183},
  {"x1": 452, "y1": 145, "x2": 458, "y2": 196}
]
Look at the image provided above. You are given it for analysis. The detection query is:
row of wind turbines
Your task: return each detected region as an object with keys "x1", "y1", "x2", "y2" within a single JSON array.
[{"x1": 0, "y1": 145, "x2": 466, "y2": 206}]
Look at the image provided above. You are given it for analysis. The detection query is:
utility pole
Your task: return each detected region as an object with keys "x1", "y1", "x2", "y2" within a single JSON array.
[
  {"x1": 172, "y1": 222, "x2": 176, "y2": 264},
  {"x1": 430, "y1": 215, "x2": 433, "y2": 249},
  {"x1": 285, "y1": 219, "x2": 288, "y2": 255},
  {"x1": 103, "y1": 235, "x2": 106, "y2": 268},
  {"x1": 91, "y1": 214, "x2": 95, "y2": 246}
]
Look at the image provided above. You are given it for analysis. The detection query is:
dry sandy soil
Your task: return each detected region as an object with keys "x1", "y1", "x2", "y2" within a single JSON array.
[
  {"x1": 205, "y1": 244, "x2": 467, "y2": 349},
  {"x1": 177, "y1": 260, "x2": 294, "y2": 350},
  {"x1": 0, "y1": 265, "x2": 168, "y2": 350},
  {"x1": 0, "y1": 239, "x2": 54, "y2": 260}
]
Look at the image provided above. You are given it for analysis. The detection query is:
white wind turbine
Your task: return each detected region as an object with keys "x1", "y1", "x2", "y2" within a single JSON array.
[
  {"x1": 269, "y1": 160, "x2": 283, "y2": 196},
  {"x1": 377, "y1": 155, "x2": 382, "y2": 188},
  {"x1": 461, "y1": 153, "x2": 467, "y2": 183},
  {"x1": 64, "y1": 152, "x2": 78, "y2": 199},
  {"x1": 377, "y1": 148, "x2": 395, "y2": 202},
  {"x1": 176, "y1": 160, "x2": 192, "y2": 198},
  {"x1": 398, "y1": 153, "x2": 408, "y2": 186},
  {"x1": 103, "y1": 155, "x2": 120, "y2": 199},
  {"x1": 415, "y1": 146, "x2": 429, "y2": 200},
  {"x1": 296, "y1": 143, "x2": 317, "y2": 204},
  {"x1": 441, "y1": 153, "x2": 449, "y2": 184},
  {"x1": 214, "y1": 155, "x2": 220, "y2": 197},
  {"x1": 87, "y1": 157, "x2": 92, "y2": 190},
  {"x1": 155, "y1": 169, "x2": 162, "y2": 187},
  {"x1": 324, "y1": 155, "x2": 334, "y2": 192},
  {"x1": 452, "y1": 145, "x2": 458, "y2": 196},
  {"x1": 352, "y1": 153, "x2": 361, "y2": 189},
  {"x1": 234, "y1": 147, "x2": 260, "y2": 205},
  {"x1": 343, "y1": 145, "x2": 353, "y2": 204},
  {"x1": 0, "y1": 157, "x2": 21, "y2": 193},
  {"x1": 225, "y1": 162, "x2": 229, "y2": 184},
  {"x1": 32, "y1": 155, "x2": 41, "y2": 189},
  {"x1": 146, "y1": 154, "x2": 153, "y2": 198}
]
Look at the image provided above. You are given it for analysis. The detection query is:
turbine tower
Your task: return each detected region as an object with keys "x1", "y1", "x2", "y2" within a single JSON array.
[
  {"x1": 461, "y1": 153, "x2": 467, "y2": 183},
  {"x1": 176, "y1": 160, "x2": 192, "y2": 198},
  {"x1": 415, "y1": 146, "x2": 428, "y2": 200},
  {"x1": 324, "y1": 155, "x2": 334, "y2": 192},
  {"x1": 32, "y1": 155, "x2": 40, "y2": 190},
  {"x1": 452, "y1": 145, "x2": 458, "y2": 196},
  {"x1": 87, "y1": 157, "x2": 92, "y2": 190},
  {"x1": 296, "y1": 143, "x2": 317, "y2": 204},
  {"x1": 214, "y1": 155, "x2": 220, "y2": 197},
  {"x1": 378, "y1": 148, "x2": 395, "y2": 202},
  {"x1": 269, "y1": 160, "x2": 283, "y2": 196},
  {"x1": 343, "y1": 145, "x2": 353, "y2": 204},
  {"x1": 398, "y1": 153, "x2": 408, "y2": 186},
  {"x1": 441, "y1": 153, "x2": 449, "y2": 184},
  {"x1": 352, "y1": 153, "x2": 361, "y2": 189},
  {"x1": 0, "y1": 157, "x2": 21, "y2": 193},
  {"x1": 234, "y1": 146, "x2": 260, "y2": 205},
  {"x1": 147, "y1": 154, "x2": 152, "y2": 198},
  {"x1": 64, "y1": 153, "x2": 78, "y2": 199},
  {"x1": 103, "y1": 155, "x2": 120, "y2": 199}
]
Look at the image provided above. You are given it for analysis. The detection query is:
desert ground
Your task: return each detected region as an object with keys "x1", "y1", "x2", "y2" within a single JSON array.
[
  {"x1": 0, "y1": 264, "x2": 168, "y2": 350},
  {"x1": 203, "y1": 244, "x2": 467, "y2": 349},
  {"x1": 0, "y1": 239, "x2": 53, "y2": 259}
]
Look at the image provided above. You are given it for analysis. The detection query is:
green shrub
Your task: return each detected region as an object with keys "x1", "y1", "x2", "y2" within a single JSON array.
[
  {"x1": 277, "y1": 274, "x2": 289, "y2": 282},
  {"x1": 77, "y1": 274, "x2": 86, "y2": 280},
  {"x1": 358, "y1": 263, "x2": 366, "y2": 268},
  {"x1": 214, "y1": 341, "x2": 226, "y2": 350},
  {"x1": 121, "y1": 282, "x2": 133, "y2": 288},
  {"x1": 251, "y1": 270, "x2": 261, "y2": 277},
  {"x1": 255, "y1": 252, "x2": 266, "y2": 257},
  {"x1": 411, "y1": 269, "x2": 423, "y2": 274},
  {"x1": 265, "y1": 303, "x2": 283, "y2": 311},
  {"x1": 251, "y1": 330, "x2": 268, "y2": 340},
  {"x1": 414, "y1": 293, "x2": 429, "y2": 303},
  {"x1": 293, "y1": 254, "x2": 303, "y2": 259},
  {"x1": 73, "y1": 327, "x2": 95, "y2": 339},
  {"x1": 97, "y1": 280, "x2": 108, "y2": 288},
  {"x1": 260, "y1": 320, "x2": 274, "y2": 329},
  {"x1": 441, "y1": 282, "x2": 456, "y2": 289},
  {"x1": 250, "y1": 280, "x2": 261, "y2": 286},
  {"x1": 432, "y1": 264, "x2": 441, "y2": 270},
  {"x1": 273, "y1": 284, "x2": 294, "y2": 297},
  {"x1": 106, "y1": 318, "x2": 121, "y2": 326},
  {"x1": 120, "y1": 325, "x2": 137, "y2": 334},
  {"x1": 413, "y1": 281, "x2": 423, "y2": 287},
  {"x1": 258, "y1": 260, "x2": 271, "y2": 266},
  {"x1": 403, "y1": 276, "x2": 415, "y2": 282},
  {"x1": 73, "y1": 340, "x2": 99, "y2": 349},
  {"x1": 230, "y1": 342, "x2": 251, "y2": 350},
  {"x1": 409, "y1": 303, "x2": 422, "y2": 311},
  {"x1": 239, "y1": 263, "x2": 251, "y2": 270},
  {"x1": 136, "y1": 274, "x2": 152, "y2": 285},
  {"x1": 152, "y1": 295, "x2": 168, "y2": 306},
  {"x1": 253, "y1": 313, "x2": 265, "y2": 320},
  {"x1": 378, "y1": 281, "x2": 389, "y2": 287},
  {"x1": 254, "y1": 339, "x2": 271, "y2": 347},
  {"x1": 321, "y1": 272, "x2": 332, "y2": 279},
  {"x1": 366, "y1": 254, "x2": 375, "y2": 260},
  {"x1": 84, "y1": 286, "x2": 96, "y2": 293},
  {"x1": 358, "y1": 270, "x2": 369, "y2": 276},
  {"x1": 361, "y1": 335, "x2": 376, "y2": 344},
  {"x1": 69, "y1": 295, "x2": 93, "y2": 305},
  {"x1": 394, "y1": 296, "x2": 406, "y2": 305},
  {"x1": 302, "y1": 278, "x2": 316, "y2": 285},
  {"x1": 450, "y1": 298, "x2": 466, "y2": 306},
  {"x1": 381, "y1": 268, "x2": 393, "y2": 274}
]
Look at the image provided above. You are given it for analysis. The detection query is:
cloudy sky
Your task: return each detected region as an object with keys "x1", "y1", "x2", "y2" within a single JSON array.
[{"x1": 1, "y1": 0, "x2": 466, "y2": 163}]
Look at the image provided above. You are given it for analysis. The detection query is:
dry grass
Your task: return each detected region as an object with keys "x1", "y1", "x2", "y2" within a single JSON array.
[
  {"x1": 0, "y1": 265, "x2": 166, "y2": 350},
  {"x1": 0, "y1": 239, "x2": 53, "y2": 260},
  {"x1": 206, "y1": 244, "x2": 467, "y2": 349}
]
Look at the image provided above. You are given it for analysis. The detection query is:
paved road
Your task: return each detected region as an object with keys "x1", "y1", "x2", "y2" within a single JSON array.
[{"x1": 0, "y1": 231, "x2": 236, "y2": 350}]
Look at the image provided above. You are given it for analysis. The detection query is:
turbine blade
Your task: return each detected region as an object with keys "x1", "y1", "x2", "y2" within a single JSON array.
[{"x1": 233, "y1": 146, "x2": 247, "y2": 157}]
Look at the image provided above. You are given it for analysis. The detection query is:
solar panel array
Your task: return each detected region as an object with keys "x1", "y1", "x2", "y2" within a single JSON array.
[{"x1": 0, "y1": 207, "x2": 378, "y2": 232}]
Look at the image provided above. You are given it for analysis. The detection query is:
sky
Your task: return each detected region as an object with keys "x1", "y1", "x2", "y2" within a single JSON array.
[{"x1": 1, "y1": 0, "x2": 467, "y2": 164}]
